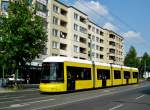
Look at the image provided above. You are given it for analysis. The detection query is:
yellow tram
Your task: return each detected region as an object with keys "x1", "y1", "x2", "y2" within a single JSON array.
[{"x1": 39, "y1": 56, "x2": 139, "y2": 93}]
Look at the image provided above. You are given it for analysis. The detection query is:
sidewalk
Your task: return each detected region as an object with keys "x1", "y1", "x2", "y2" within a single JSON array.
[
  {"x1": 0, "y1": 84, "x2": 39, "y2": 94},
  {"x1": 0, "y1": 87, "x2": 14, "y2": 93}
]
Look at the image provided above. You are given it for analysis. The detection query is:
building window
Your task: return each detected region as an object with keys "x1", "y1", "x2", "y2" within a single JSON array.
[
  {"x1": 96, "y1": 53, "x2": 99, "y2": 58},
  {"x1": 74, "y1": 13, "x2": 78, "y2": 20},
  {"x1": 92, "y1": 35, "x2": 95, "y2": 41},
  {"x1": 88, "y1": 43, "x2": 91, "y2": 48},
  {"x1": 96, "y1": 45, "x2": 99, "y2": 50},
  {"x1": 74, "y1": 24, "x2": 78, "y2": 31},
  {"x1": 80, "y1": 26, "x2": 87, "y2": 34},
  {"x1": 36, "y1": 2, "x2": 47, "y2": 13},
  {"x1": 100, "y1": 54, "x2": 104, "y2": 59},
  {"x1": 100, "y1": 31, "x2": 104, "y2": 36},
  {"x1": 92, "y1": 44, "x2": 95, "y2": 49},
  {"x1": 74, "y1": 34, "x2": 78, "y2": 42},
  {"x1": 96, "y1": 37, "x2": 99, "y2": 43},
  {"x1": 74, "y1": 45, "x2": 79, "y2": 53},
  {"x1": 92, "y1": 27, "x2": 95, "y2": 32},
  {"x1": 88, "y1": 25, "x2": 91, "y2": 30},
  {"x1": 52, "y1": 41, "x2": 59, "y2": 49},
  {"x1": 92, "y1": 52, "x2": 95, "y2": 57},
  {"x1": 1, "y1": 1, "x2": 9, "y2": 11},
  {"x1": 100, "y1": 47, "x2": 104, "y2": 51},
  {"x1": 53, "y1": 5, "x2": 59, "y2": 13},
  {"x1": 52, "y1": 29, "x2": 59, "y2": 37},
  {"x1": 100, "y1": 39, "x2": 104, "y2": 43},
  {"x1": 53, "y1": 16, "x2": 59, "y2": 25},
  {"x1": 96, "y1": 29, "x2": 99, "y2": 34}
]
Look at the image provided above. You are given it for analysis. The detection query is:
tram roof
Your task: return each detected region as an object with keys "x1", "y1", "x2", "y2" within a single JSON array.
[
  {"x1": 43, "y1": 56, "x2": 92, "y2": 64},
  {"x1": 43, "y1": 57, "x2": 138, "y2": 70},
  {"x1": 94, "y1": 62, "x2": 111, "y2": 67}
]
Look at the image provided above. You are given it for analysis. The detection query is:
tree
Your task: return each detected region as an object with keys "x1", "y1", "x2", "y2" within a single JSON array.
[
  {"x1": 124, "y1": 46, "x2": 140, "y2": 68},
  {"x1": 0, "y1": 0, "x2": 47, "y2": 77},
  {"x1": 140, "y1": 52, "x2": 150, "y2": 73}
]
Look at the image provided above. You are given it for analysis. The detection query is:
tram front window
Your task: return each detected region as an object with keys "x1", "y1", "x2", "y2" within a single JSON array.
[{"x1": 41, "y1": 62, "x2": 64, "y2": 83}]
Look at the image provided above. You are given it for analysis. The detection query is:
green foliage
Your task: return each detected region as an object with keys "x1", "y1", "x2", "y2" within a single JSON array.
[
  {"x1": 140, "y1": 52, "x2": 150, "y2": 73},
  {"x1": 0, "y1": 0, "x2": 47, "y2": 75},
  {"x1": 124, "y1": 46, "x2": 140, "y2": 68}
]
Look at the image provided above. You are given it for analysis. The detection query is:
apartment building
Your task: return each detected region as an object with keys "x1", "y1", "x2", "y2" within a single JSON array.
[
  {"x1": 0, "y1": 0, "x2": 124, "y2": 65},
  {"x1": 47, "y1": 0, "x2": 88, "y2": 59},
  {"x1": 67, "y1": 6, "x2": 88, "y2": 59},
  {"x1": 46, "y1": 0, "x2": 68, "y2": 57},
  {"x1": 88, "y1": 21, "x2": 107, "y2": 63},
  {"x1": 46, "y1": 0, "x2": 124, "y2": 64},
  {"x1": 0, "y1": 0, "x2": 48, "y2": 17},
  {"x1": 107, "y1": 30, "x2": 124, "y2": 65}
]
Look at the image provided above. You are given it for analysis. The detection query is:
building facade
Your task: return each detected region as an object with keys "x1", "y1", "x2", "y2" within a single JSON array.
[
  {"x1": 0, "y1": 0, "x2": 124, "y2": 65},
  {"x1": 46, "y1": 0, "x2": 124, "y2": 65}
]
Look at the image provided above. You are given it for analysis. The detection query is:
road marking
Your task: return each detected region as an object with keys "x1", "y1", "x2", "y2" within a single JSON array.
[
  {"x1": 31, "y1": 84, "x2": 150, "y2": 110},
  {"x1": 135, "y1": 95, "x2": 145, "y2": 100},
  {"x1": 0, "y1": 96, "x2": 24, "y2": 100},
  {"x1": 0, "y1": 96, "x2": 54, "y2": 104},
  {"x1": 109, "y1": 104, "x2": 124, "y2": 110},
  {"x1": 0, "y1": 98, "x2": 55, "y2": 109},
  {"x1": 103, "y1": 90, "x2": 110, "y2": 92}
]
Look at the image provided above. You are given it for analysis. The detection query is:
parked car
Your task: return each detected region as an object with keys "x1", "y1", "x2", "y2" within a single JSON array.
[{"x1": 8, "y1": 75, "x2": 25, "y2": 83}]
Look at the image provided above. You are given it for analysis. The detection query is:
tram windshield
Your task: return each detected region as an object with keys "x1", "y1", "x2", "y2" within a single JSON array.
[{"x1": 41, "y1": 62, "x2": 64, "y2": 83}]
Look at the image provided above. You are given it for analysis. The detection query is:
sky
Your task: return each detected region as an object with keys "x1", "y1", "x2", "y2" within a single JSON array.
[{"x1": 60, "y1": 0, "x2": 150, "y2": 56}]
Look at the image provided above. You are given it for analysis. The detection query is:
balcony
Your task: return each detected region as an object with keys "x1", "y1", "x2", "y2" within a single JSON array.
[
  {"x1": 60, "y1": 31, "x2": 67, "y2": 39},
  {"x1": 79, "y1": 37, "x2": 86, "y2": 44},
  {"x1": 36, "y1": 11, "x2": 47, "y2": 18},
  {"x1": 80, "y1": 16, "x2": 86, "y2": 24},
  {"x1": 109, "y1": 56, "x2": 116, "y2": 61},
  {"x1": 80, "y1": 47, "x2": 86, "y2": 54},
  {"x1": 109, "y1": 34, "x2": 115, "y2": 39},
  {"x1": 109, "y1": 48, "x2": 115, "y2": 54},
  {"x1": 109, "y1": 41, "x2": 115, "y2": 46},
  {"x1": 60, "y1": 8, "x2": 67, "y2": 16},
  {"x1": 60, "y1": 20, "x2": 67, "y2": 28},
  {"x1": 60, "y1": 43, "x2": 67, "y2": 50},
  {"x1": 37, "y1": 0, "x2": 47, "y2": 6}
]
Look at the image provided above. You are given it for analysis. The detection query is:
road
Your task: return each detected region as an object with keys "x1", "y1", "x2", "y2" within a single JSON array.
[{"x1": 0, "y1": 81, "x2": 150, "y2": 110}]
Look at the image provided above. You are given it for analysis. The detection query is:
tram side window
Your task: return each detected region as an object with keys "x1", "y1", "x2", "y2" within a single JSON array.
[
  {"x1": 124, "y1": 71, "x2": 130, "y2": 79},
  {"x1": 67, "y1": 66, "x2": 91, "y2": 80},
  {"x1": 114, "y1": 70, "x2": 121, "y2": 79},
  {"x1": 97, "y1": 69, "x2": 110, "y2": 80},
  {"x1": 133, "y1": 72, "x2": 138, "y2": 78}
]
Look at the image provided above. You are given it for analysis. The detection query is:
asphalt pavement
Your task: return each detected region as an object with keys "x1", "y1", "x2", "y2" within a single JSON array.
[{"x1": 0, "y1": 81, "x2": 150, "y2": 110}]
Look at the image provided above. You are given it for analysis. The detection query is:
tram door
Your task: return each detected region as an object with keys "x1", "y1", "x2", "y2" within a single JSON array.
[
  {"x1": 67, "y1": 73, "x2": 75, "y2": 91},
  {"x1": 97, "y1": 69, "x2": 110, "y2": 88},
  {"x1": 102, "y1": 73, "x2": 107, "y2": 87},
  {"x1": 124, "y1": 71, "x2": 130, "y2": 84},
  {"x1": 67, "y1": 66, "x2": 76, "y2": 91}
]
